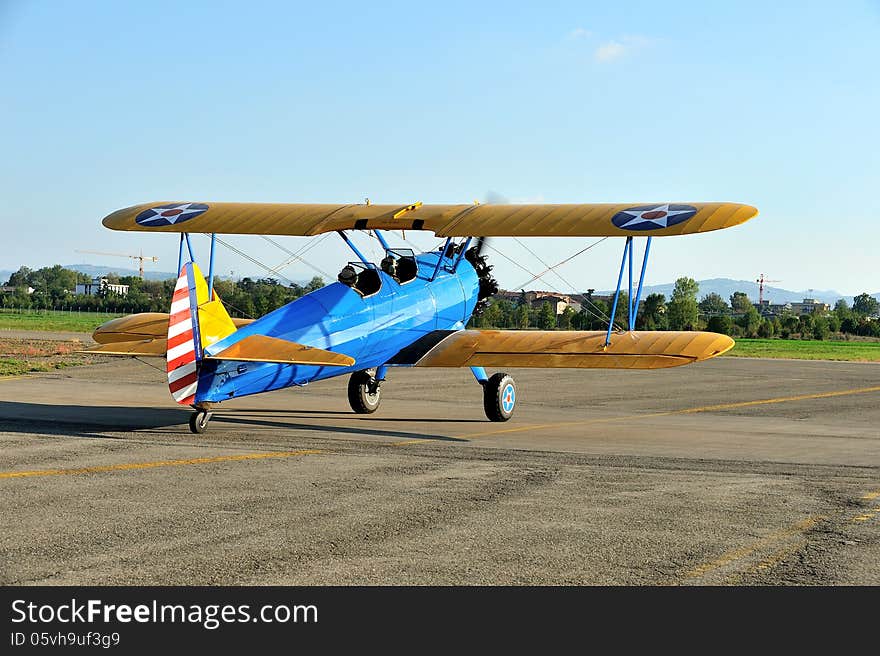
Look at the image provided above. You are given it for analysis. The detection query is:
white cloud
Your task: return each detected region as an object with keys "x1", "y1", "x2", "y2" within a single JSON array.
[
  {"x1": 594, "y1": 35, "x2": 652, "y2": 63},
  {"x1": 568, "y1": 27, "x2": 592, "y2": 39},
  {"x1": 594, "y1": 40, "x2": 626, "y2": 62}
]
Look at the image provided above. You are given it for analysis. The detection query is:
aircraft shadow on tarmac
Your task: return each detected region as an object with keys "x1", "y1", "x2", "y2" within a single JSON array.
[{"x1": 0, "y1": 401, "x2": 466, "y2": 443}]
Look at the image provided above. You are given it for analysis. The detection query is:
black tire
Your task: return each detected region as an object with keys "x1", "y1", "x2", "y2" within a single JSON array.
[
  {"x1": 483, "y1": 372, "x2": 516, "y2": 422},
  {"x1": 348, "y1": 370, "x2": 381, "y2": 414},
  {"x1": 189, "y1": 410, "x2": 211, "y2": 434}
]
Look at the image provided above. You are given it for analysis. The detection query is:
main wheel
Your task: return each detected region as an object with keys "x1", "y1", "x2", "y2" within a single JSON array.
[
  {"x1": 348, "y1": 369, "x2": 381, "y2": 414},
  {"x1": 483, "y1": 372, "x2": 516, "y2": 422},
  {"x1": 189, "y1": 410, "x2": 212, "y2": 434}
]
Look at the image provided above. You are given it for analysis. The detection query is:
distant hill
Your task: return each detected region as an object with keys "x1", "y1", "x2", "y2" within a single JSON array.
[
  {"x1": 596, "y1": 278, "x2": 878, "y2": 306},
  {"x1": 62, "y1": 263, "x2": 178, "y2": 281},
  {"x1": 0, "y1": 263, "x2": 315, "y2": 286}
]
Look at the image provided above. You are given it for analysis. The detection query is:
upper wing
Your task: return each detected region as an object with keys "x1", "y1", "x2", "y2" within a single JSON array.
[
  {"x1": 102, "y1": 201, "x2": 757, "y2": 238},
  {"x1": 390, "y1": 329, "x2": 734, "y2": 369}
]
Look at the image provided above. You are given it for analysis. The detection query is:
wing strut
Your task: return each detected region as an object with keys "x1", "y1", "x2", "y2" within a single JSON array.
[{"x1": 605, "y1": 236, "x2": 653, "y2": 345}]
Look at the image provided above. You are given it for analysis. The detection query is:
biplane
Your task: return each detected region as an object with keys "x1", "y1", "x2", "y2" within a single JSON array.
[{"x1": 88, "y1": 200, "x2": 757, "y2": 433}]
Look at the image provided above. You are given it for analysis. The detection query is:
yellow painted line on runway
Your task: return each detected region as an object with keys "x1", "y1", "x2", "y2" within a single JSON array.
[
  {"x1": 0, "y1": 450, "x2": 322, "y2": 480},
  {"x1": 390, "y1": 384, "x2": 880, "y2": 447},
  {"x1": 662, "y1": 385, "x2": 880, "y2": 415},
  {"x1": 683, "y1": 516, "x2": 822, "y2": 580},
  {"x1": 861, "y1": 490, "x2": 880, "y2": 501},
  {"x1": 754, "y1": 540, "x2": 806, "y2": 571},
  {"x1": 393, "y1": 385, "x2": 880, "y2": 445},
  {"x1": 725, "y1": 540, "x2": 808, "y2": 583},
  {"x1": 852, "y1": 506, "x2": 880, "y2": 522},
  {"x1": 0, "y1": 375, "x2": 27, "y2": 382}
]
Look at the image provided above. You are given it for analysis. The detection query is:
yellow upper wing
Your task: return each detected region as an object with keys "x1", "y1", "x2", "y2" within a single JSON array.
[{"x1": 102, "y1": 201, "x2": 757, "y2": 237}]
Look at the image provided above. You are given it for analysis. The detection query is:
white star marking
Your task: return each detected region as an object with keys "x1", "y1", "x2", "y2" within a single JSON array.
[
  {"x1": 617, "y1": 204, "x2": 692, "y2": 229},
  {"x1": 145, "y1": 203, "x2": 205, "y2": 224}
]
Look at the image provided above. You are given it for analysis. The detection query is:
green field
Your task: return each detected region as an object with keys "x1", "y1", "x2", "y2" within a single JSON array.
[
  {"x1": 0, "y1": 310, "x2": 122, "y2": 333},
  {"x1": 0, "y1": 357, "x2": 89, "y2": 376},
  {"x1": 726, "y1": 338, "x2": 880, "y2": 361}
]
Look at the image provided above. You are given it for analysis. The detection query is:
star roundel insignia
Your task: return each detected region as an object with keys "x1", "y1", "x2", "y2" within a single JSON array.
[
  {"x1": 611, "y1": 204, "x2": 697, "y2": 231},
  {"x1": 135, "y1": 203, "x2": 210, "y2": 227}
]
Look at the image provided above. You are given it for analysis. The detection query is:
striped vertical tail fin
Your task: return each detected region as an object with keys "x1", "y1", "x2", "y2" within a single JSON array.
[
  {"x1": 167, "y1": 263, "x2": 202, "y2": 405},
  {"x1": 166, "y1": 262, "x2": 237, "y2": 406}
]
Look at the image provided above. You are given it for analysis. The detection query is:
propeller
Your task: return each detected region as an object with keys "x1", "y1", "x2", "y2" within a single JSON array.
[
  {"x1": 472, "y1": 235, "x2": 489, "y2": 259},
  {"x1": 464, "y1": 192, "x2": 503, "y2": 314},
  {"x1": 474, "y1": 190, "x2": 507, "y2": 257}
]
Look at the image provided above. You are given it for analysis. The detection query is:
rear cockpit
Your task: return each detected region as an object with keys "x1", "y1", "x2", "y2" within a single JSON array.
[{"x1": 380, "y1": 248, "x2": 418, "y2": 284}]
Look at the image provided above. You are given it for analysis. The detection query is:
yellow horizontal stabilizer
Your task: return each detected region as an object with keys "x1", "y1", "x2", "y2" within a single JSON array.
[
  {"x1": 206, "y1": 335, "x2": 355, "y2": 367},
  {"x1": 82, "y1": 338, "x2": 167, "y2": 357},
  {"x1": 92, "y1": 312, "x2": 171, "y2": 344},
  {"x1": 413, "y1": 330, "x2": 734, "y2": 369},
  {"x1": 92, "y1": 312, "x2": 253, "y2": 346},
  {"x1": 103, "y1": 201, "x2": 758, "y2": 238}
]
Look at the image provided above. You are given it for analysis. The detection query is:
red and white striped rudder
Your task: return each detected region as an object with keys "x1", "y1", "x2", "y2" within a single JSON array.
[{"x1": 166, "y1": 262, "x2": 202, "y2": 405}]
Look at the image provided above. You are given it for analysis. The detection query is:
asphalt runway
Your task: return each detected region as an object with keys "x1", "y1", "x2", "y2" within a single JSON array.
[{"x1": 1, "y1": 355, "x2": 878, "y2": 585}]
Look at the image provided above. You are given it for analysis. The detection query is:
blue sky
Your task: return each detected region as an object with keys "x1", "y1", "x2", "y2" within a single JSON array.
[{"x1": 1, "y1": 1, "x2": 878, "y2": 295}]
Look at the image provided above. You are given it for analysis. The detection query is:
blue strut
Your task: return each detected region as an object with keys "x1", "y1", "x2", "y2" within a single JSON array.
[
  {"x1": 337, "y1": 231, "x2": 370, "y2": 265},
  {"x1": 207, "y1": 233, "x2": 216, "y2": 297},
  {"x1": 606, "y1": 237, "x2": 632, "y2": 346},
  {"x1": 452, "y1": 237, "x2": 472, "y2": 272},
  {"x1": 177, "y1": 234, "x2": 185, "y2": 274},
  {"x1": 632, "y1": 237, "x2": 653, "y2": 329},
  {"x1": 470, "y1": 366, "x2": 488, "y2": 383},
  {"x1": 184, "y1": 233, "x2": 196, "y2": 263},
  {"x1": 431, "y1": 237, "x2": 453, "y2": 281},
  {"x1": 373, "y1": 229, "x2": 391, "y2": 252}
]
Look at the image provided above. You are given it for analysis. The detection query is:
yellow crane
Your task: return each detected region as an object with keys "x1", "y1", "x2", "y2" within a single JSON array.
[{"x1": 75, "y1": 249, "x2": 158, "y2": 279}]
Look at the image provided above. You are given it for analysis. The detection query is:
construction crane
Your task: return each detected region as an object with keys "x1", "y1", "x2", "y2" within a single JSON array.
[
  {"x1": 756, "y1": 273, "x2": 781, "y2": 306},
  {"x1": 75, "y1": 250, "x2": 159, "y2": 279}
]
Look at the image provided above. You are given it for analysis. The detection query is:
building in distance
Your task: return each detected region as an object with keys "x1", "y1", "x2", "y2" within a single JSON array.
[{"x1": 74, "y1": 277, "x2": 129, "y2": 297}]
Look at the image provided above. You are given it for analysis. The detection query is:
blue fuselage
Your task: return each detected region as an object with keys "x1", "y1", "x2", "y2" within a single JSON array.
[{"x1": 195, "y1": 251, "x2": 479, "y2": 403}]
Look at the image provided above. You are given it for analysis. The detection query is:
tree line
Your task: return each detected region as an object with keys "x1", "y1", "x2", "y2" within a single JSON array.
[
  {"x1": 1, "y1": 265, "x2": 324, "y2": 318},
  {"x1": 3, "y1": 266, "x2": 878, "y2": 339},
  {"x1": 469, "y1": 278, "x2": 880, "y2": 339}
]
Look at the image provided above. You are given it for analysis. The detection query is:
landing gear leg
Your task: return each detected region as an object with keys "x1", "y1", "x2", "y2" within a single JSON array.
[
  {"x1": 482, "y1": 372, "x2": 516, "y2": 422},
  {"x1": 189, "y1": 408, "x2": 213, "y2": 434},
  {"x1": 348, "y1": 369, "x2": 382, "y2": 414}
]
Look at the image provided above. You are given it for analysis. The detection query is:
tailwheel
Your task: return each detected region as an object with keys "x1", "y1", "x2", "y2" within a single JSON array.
[
  {"x1": 348, "y1": 369, "x2": 381, "y2": 414},
  {"x1": 483, "y1": 372, "x2": 516, "y2": 422},
  {"x1": 189, "y1": 409, "x2": 212, "y2": 434}
]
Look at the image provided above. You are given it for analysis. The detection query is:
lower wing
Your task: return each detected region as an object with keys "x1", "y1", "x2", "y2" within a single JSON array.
[{"x1": 390, "y1": 330, "x2": 734, "y2": 369}]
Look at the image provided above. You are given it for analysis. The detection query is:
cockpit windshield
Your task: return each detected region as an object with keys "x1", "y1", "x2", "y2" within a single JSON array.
[{"x1": 379, "y1": 248, "x2": 418, "y2": 284}]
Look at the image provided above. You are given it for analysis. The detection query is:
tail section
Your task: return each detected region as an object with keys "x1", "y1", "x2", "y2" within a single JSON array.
[{"x1": 166, "y1": 262, "x2": 237, "y2": 405}]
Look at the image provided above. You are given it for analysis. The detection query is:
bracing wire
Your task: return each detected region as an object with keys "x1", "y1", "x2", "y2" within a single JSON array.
[
  {"x1": 486, "y1": 236, "x2": 623, "y2": 329},
  {"x1": 210, "y1": 235, "x2": 297, "y2": 286},
  {"x1": 260, "y1": 234, "x2": 333, "y2": 279},
  {"x1": 512, "y1": 237, "x2": 613, "y2": 325},
  {"x1": 513, "y1": 237, "x2": 608, "y2": 290}
]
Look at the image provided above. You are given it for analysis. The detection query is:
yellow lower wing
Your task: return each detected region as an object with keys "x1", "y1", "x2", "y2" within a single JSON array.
[{"x1": 411, "y1": 330, "x2": 734, "y2": 369}]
